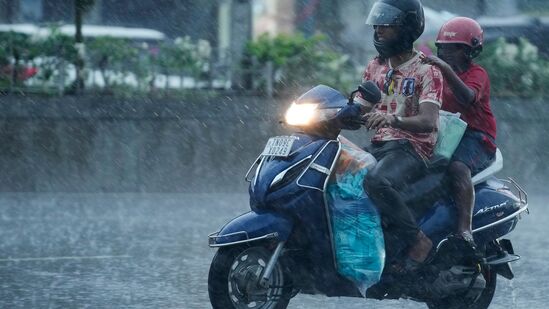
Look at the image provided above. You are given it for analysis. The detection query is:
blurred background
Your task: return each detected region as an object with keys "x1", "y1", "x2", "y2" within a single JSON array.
[
  {"x1": 0, "y1": 1, "x2": 548, "y2": 308},
  {"x1": 1, "y1": 0, "x2": 549, "y2": 96},
  {"x1": 0, "y1": 0, "x2": 548, "y2": 193}
]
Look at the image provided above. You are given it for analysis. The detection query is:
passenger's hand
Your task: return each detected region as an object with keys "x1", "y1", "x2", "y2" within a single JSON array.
[
  {"x1": 363, "y1": 112, "x2": 395, "y2": 130},
  {"x1": 421, "y1": 55, "x2": 451, "y2": 71}
]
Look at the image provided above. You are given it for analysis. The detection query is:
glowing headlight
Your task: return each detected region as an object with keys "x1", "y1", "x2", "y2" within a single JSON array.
[{"x1": 285, "y1": 103, "x2": 318, "y2": 126}]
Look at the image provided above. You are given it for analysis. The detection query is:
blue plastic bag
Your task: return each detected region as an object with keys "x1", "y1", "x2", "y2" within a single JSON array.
[{"x1": 327, "y1": 137, "x2": 385, "y2": 296}]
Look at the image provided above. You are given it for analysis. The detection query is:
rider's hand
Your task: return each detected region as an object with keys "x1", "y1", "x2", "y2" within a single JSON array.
[
  {"x1": 335, "y1": 104, "x2": 363, "y2": 130},
  {"x1": 363, "y1": 112, "x2": 395, "y2": 130}
]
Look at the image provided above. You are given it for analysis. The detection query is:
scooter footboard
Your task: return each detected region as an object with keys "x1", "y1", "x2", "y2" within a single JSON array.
[{"x1": 208, "y1": 211, "x2": 293, "y2": 247}]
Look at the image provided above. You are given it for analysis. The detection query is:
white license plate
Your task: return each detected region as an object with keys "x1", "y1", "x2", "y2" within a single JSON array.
[{"x1": 262, "y1": 136, "x2": 296, "y2": 157}]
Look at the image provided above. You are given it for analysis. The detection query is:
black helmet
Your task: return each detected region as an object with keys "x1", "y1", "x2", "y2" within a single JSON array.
[{"x1": 366, "y1": 0, "x2": 425, "y2": 58}]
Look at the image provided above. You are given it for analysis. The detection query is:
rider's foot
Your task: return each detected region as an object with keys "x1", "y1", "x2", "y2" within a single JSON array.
[
  {"x1": 389, "y1": 231, "x2": 433, "y2": 275},
  {"x1": 448, "y1": 231, "x2": 477, "y2": 253}
]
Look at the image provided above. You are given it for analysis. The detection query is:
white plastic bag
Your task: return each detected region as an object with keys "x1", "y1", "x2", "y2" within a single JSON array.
[{"x1": 434, "y1": 110, "x2": 467, "y2": 159}]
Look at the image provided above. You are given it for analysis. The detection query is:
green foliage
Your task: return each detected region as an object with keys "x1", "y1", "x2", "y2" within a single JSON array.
[
  {"x1": 245, "y1": 33, "x2": 357, "y2": 94},
  {"x1": 33, "y1": 26, "x2": 78, "y2": 84},
  {"x1": 87, "y1": 37, "x2": 140, "y2": 89},
  {"x1": 476, "y1": 37, "x2": 549, "y2": 97},
  {"x1": 0, "y1": 26, "x2": 81, "y2": 90},
  {"x1": 0, "y1": 31, "x2": 35, "y2": 61},
  {"x1": 39, "y1": 27, "x2": 78, "y2": 61},
  {"x1": 157, "y1": 36, "x2": 211, "y2": 77},
  {"x1": 84, "y1": 35, "x2": 213, "y2": 94},
  {"x1": 0, "y1": 24, "x2": 219, "y2": 95},
  {"x1": 0, "y1": 31, "x2": 41, "y2": 87}
]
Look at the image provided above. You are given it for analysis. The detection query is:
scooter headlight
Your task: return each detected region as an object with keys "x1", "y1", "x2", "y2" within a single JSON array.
[{"x1": 285, "y1": 103, "x2": 318, "y2": 126}]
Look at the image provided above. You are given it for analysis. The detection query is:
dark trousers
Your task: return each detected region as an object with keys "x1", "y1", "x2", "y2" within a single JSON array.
[{"x1": 363, "y1": 140, "x2": 428, "y2": 260}]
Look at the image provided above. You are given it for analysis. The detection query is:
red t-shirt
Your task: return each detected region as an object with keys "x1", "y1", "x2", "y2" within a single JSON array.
[
  {"x1": 361, "y1": 52, "x2": 444, "y2": 160},
  {"x1": 441, "y1": 63, "x2": 496, "y2": 139}
]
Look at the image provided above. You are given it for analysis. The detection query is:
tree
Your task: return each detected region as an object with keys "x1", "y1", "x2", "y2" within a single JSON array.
[{"x1": 73, "y1": 0, "x2": 95, "y2": 94}]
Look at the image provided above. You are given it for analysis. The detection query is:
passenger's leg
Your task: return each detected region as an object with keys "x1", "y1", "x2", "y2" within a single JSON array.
[
  {"x1": 448, "y1": 130, "x2": 495, "y2": 249},
  {"x1": 448, "y1": 160, "x2": 474, "y2": 237}
]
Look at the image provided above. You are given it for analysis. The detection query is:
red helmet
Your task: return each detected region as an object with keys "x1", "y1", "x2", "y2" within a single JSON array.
[{"x1": 436, "y1": 17, "x2": 483, "y2": 58}]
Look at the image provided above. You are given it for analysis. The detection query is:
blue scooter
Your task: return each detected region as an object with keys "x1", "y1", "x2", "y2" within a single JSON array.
[{"x1": 207, "y1": 83, "x2": 529, "y2": 309}]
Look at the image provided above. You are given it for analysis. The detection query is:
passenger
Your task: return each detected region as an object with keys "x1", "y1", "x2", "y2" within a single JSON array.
[
  {"x1": 352, "y1": 0, "x2": 444, "y2": 271},
  {"x1": 422, "y1": 17, "x2": 497, "y2": 251}
]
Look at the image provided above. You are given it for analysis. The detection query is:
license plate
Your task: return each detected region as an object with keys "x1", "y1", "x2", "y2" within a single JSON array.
[{"x1": 262, "y1": 136, "x2": 296, "y2": 157}]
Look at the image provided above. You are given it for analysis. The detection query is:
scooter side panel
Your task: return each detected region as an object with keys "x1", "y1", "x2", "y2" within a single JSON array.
[
  {"x1": 250, "y1": 134, "x2": 328, "y2": 209},
  {"x1": 297, "y1": 140, "x2": 340, "y2": 190},
  {"x1": 419, "y1": 200, "x2": 456, "y2": 245},
  {"x1": 472, "y1": 185, "x2": 522, "y2": 244},
  {"x1": 210, "y1": 211, "x2": 293, "y2": 246},
  {"x1": 419, "y1": 178, "x2": 522, "y2": 246},
  {"x1": 262, "y1": 140, "x2": 339, "y2": 206}
]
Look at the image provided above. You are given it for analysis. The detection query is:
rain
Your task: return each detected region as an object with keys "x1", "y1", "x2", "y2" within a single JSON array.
[{"x1": 0, "y1": 0, "x2": 548, "y2": 308}]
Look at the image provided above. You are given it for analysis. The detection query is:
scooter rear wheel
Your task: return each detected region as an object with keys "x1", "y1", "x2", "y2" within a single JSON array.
[
  {"x1": 208, "y1": 245, "x2": 291, "y2": 309},
  {"x1": 426, "y1": 265, "x2": 497, "y2": 309}
]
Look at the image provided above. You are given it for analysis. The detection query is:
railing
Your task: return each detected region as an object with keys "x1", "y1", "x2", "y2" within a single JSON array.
[
  {"x1": 0, "y1": 53, "x2": 274, "y2": 97},
  {"x1": 1, "y1": 38, "x2": 276, "y2": 97},
  {"x1": 1, "y1": 29, "x2": 361, "y2": 98}
]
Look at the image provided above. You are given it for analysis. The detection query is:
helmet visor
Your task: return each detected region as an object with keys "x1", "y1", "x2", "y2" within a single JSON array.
[{"x1": 365, "y1": 2, "x2": 405, "y2": 26}]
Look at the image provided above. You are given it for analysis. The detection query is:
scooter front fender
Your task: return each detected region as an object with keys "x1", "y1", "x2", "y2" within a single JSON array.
[{"x1": 208, "y1": 211, "x2": 293, "y2": 247}]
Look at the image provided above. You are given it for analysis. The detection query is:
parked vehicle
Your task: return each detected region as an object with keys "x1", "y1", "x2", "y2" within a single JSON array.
[{"x1": 0, "y1": 23, "x2": 166, "y2": 44}]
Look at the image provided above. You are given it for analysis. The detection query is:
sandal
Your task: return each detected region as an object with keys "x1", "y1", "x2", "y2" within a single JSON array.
[{"x1": 447, "y1": 231, "x2": 477, "y2": 253}]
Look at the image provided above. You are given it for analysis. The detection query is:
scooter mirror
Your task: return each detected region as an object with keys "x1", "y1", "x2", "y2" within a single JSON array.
[{"x1": 358, "y1": 80, "x2": 381, "y2": 104}]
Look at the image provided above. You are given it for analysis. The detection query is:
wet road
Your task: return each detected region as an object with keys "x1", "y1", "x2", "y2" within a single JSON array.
[{"x1": 0, "y1": 193, "x2": 546, "y2": 308}]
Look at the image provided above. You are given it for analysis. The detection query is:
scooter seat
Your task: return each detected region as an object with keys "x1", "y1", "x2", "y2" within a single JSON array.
[{"x1": 402, "y1": 148, "x2": 502, "y2": 217}]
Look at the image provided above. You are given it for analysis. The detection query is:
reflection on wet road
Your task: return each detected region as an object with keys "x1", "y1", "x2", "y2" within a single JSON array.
[{"x1": 0, "y1": 193, "x2": 546, "y2": 308}]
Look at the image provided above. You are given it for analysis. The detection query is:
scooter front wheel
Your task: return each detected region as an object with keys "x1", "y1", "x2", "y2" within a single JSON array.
[{"x1": 208, "y1": 245, "x2": 291, "y2": 309}]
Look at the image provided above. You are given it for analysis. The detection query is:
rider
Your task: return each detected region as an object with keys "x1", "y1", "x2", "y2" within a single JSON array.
[
  {"x1": 422, "y1": 17, "x2": 497, "y2": 250},
  {"x1": 352, "y1": 0, "x2": 444, "y2": 271}
]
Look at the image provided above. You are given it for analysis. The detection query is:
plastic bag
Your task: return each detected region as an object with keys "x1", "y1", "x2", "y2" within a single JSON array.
[
  {"x1": 327, "y1": 137, "x2": 385, "y2": 296},
  {"x1": 434, "y1": 110, "x2": 467, "y2": 159}
]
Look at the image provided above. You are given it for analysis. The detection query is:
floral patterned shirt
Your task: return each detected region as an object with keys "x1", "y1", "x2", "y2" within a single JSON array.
[{"x1": 362, "y1": 51, "x2": 444, "y2": 160}]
